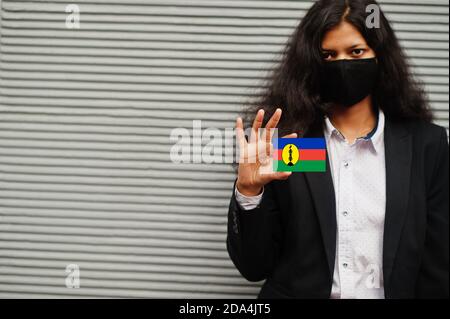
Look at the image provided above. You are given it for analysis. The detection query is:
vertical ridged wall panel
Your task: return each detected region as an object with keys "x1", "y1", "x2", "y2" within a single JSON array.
[{"x1": 0, "y1": 0, "x2": 448, "y2": 298}]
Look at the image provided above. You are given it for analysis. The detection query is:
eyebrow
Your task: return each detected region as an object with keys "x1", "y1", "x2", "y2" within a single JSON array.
[
  {"x1": 348, "y1": 44, "x2": 365, "y2": 49},
  {"x1": 321, "y1": 44, "x2": 366, "y2": 51}
]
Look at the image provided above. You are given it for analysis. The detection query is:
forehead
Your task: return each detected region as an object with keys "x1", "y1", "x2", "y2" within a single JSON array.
[{"x1": 321, "y1": 21, "x2": 368, "y2": 50}]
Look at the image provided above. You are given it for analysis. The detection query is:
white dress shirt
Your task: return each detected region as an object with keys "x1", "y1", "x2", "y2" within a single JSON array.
[{"x1": 235, "y1": 109, "x2": 386, "y2": 299}]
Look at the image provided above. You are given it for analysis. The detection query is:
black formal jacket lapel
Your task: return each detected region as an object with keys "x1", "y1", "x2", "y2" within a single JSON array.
[
  {"x1": 383, "y1": 119, "x2": 412, "y2": 291},
  {"x1": 298, "y1": 118, "x2": 413, "y2": 290},
  {"x1": 302, "y1": 123, "x2": 337, "y2": 280}
]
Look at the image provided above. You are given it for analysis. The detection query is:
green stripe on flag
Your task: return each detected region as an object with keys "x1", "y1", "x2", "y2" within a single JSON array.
[{"x1": 275, "y1": 160, "x2": 326, "y2": 172}]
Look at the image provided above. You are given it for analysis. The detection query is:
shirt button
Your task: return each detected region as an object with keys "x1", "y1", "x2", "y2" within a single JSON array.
[
  {"x1": 343, "y1": 211, "x2": 349, "y2": 217},
  {"x1": 344, "y1": 162, "x2": 349, "y2": 168},
  {"x1": 343, "y1": 263, "x2": 348, "y2": 268}
]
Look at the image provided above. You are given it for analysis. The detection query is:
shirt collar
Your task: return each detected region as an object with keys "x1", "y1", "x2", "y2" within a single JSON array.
[{"x1": 324, "y1": 108, "x2": 385, "y2": 153}]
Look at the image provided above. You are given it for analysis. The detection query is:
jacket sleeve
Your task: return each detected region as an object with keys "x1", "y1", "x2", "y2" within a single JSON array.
[
  {"x1": 226, "y1": 180, "x2": 282, "y2": 282},
  {"x1": 416, "y1": 127, "x2": 449, "y2": 298}
]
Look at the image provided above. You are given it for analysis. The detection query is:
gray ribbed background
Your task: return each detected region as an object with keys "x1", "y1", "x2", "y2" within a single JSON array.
[{"x1": 0, "y1": 0, "x2": 448, "y2": 298}]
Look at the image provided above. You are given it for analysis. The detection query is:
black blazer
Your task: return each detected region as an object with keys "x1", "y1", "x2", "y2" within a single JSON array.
[{"x1": 227, "y1": 118, "x2": 449, "y2": 299}]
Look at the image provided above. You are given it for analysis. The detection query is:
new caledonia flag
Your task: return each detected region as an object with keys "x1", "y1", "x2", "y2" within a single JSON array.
[{"x1": 273, "y1": 138, "x2": 327, "y2": 172}]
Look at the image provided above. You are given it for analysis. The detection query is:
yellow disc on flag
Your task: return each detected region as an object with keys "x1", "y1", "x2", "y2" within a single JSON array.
[{"x1": 282, "y1": 144, "x2": 300, "y2": 166}]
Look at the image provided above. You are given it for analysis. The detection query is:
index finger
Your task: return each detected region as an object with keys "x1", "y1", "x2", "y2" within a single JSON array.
[
  {"x1": 265, "y1": 108, "x2": 282, "y2": 149},
  {"x1": 265, "y1": 108, "x2": 282, "y2": 130}
]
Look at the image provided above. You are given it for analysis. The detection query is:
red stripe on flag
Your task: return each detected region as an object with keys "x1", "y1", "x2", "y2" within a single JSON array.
[
  {"x1": 299, "y1": 149, "x2": 326, "y2": 161},
  {"x1": 273, "y1": 149, "x2": 283, "y2": 160}
]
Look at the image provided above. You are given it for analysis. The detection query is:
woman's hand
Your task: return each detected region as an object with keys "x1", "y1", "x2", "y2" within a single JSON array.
[{"x1": 235, "y1": 108, "x2": 298, "y2": 196}]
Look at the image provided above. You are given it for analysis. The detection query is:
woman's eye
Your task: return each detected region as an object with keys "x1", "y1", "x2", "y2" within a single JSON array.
[
  {"x1": 322, "y1": 52, "x2": 334, "y2": 60},
  {"x1": 352, "y1": 49, "x2": 365, "y2": 56}
]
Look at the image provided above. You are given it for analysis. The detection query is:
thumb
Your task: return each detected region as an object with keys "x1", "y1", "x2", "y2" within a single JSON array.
[{"x1": 260, "y1": 171, "x2": 292, "y2": 184}]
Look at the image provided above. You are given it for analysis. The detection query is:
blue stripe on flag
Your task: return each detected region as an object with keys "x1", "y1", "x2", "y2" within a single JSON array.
[{"x1": 274, "y1": 138, "x2": 326, "y2": 150}]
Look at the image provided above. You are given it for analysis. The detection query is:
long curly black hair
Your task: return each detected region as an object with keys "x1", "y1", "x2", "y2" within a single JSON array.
[{"x1": 243, "y1": 0, "x2": 432, "y2": 136}]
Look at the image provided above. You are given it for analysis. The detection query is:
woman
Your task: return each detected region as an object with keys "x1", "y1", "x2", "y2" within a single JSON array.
[{"x1": 227, "y1": 0, "x2": 448, "y2": 299}]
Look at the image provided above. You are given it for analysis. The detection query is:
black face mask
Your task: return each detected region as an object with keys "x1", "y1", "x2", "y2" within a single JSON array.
[{"x1": 319, "y1": 58, "x2": 379, "y2": 108}]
